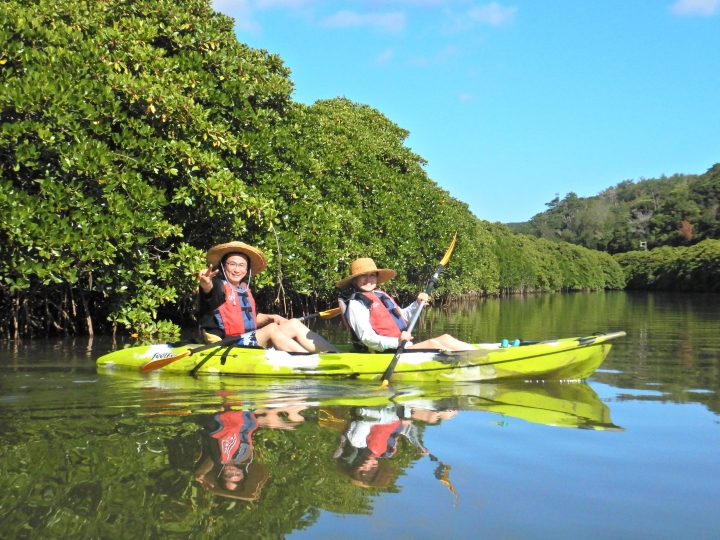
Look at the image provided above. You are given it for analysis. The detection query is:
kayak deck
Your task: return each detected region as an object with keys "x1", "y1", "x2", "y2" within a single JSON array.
[{"x1": 97, "y1": 331, "x2": 626, "y2": 382}]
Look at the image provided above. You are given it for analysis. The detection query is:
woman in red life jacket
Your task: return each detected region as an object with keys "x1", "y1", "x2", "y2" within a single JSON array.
[
  {"x1": 336, "y1": 258, "x2": 475, "y2": 352},
  {"x1": 197, "y1": 241, "x2": 338, "y2": 352}
]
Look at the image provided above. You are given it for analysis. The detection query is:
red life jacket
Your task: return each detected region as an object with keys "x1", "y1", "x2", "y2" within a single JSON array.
[
  {"x1": 363, "y1": 290, "x2": 408, "y2": 338},
  {"x1": 211, "y1": 410, "x2": 259, "y2": 464},
  {"x1": 366, "y1": 420, "x2": 403, "y2": 458},
  {"x1": 215, "y1": 282, "x2": 257, "y2": 336}
]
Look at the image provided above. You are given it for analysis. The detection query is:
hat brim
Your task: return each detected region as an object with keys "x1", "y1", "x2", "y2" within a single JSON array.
[
  {"x1": 207, "y1": 242, "x2": 267, "y2": 274},
  {"x1": 335, "y1": 268, "x2": 396, "y2": 290}
]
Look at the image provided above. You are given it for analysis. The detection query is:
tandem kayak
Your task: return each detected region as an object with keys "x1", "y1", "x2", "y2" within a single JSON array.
[{"x1": 96, "y1": 331, "x2": 626, "y2": 382}]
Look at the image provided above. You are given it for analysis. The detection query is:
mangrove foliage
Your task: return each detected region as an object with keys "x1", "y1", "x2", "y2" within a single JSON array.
[
  {"x1": 614, "y1": 239, "x2": 720, "y2": 292},
  {"x1": 1, "y1": 0, "x2": 624, "y2": 339}
]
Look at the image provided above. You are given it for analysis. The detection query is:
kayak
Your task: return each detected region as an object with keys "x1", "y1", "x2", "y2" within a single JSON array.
[
  {"x1": 99, "y1": 372, "x2": 623, "y2": 430},
  {"x1": 96, "y1": 331, "x2": 626, "y2": 382}
]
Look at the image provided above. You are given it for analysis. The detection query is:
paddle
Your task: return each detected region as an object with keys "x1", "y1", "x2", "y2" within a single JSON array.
[
  {"x1": 380, "y1": 233, "x2": 458, "y2": 387},
  {"x1": 297, "y1": 307, "x2": 341, "y2": 322},
  {"x1": 139, "y1": 308, "x2": 342, "y2": 373}
]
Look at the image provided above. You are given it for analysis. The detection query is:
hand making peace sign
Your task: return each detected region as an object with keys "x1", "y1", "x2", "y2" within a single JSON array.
[{"x1": 198, "y1": 264, "x2": 219, "y2": 293}]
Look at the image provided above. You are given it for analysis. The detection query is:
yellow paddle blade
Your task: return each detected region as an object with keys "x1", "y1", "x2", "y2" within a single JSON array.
[
  {"x1": 318, "y1": 307, "x2": 341, "y2": 319},
  {"x1": 439, "y1": 232, "x2": 457, "y2": 266}
]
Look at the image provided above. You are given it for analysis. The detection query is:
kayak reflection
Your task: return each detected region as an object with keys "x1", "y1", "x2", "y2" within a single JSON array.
[{"x1": 429, "y1": 381, "x2": 624, "y2": 431}]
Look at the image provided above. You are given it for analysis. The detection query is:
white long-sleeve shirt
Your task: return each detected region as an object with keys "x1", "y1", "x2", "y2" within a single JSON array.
[{"x1": 346, "y1": 294, "x2": 422, "y2": 352}]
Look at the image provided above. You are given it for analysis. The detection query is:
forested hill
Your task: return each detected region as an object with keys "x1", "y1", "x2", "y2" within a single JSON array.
[
  {"x1": 0, "y1": 0, "x2": 624, "y2": 339},
  {"x1": 511, "y1": 164, "x2": 720, "y2": 254}
]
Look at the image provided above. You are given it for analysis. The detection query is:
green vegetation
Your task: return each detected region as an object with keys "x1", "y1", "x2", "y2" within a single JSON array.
[
  {"x1": 0, "y1": 400, "x2": 423, "y2": 538},
  {"x1": 614, "y1": 239, "x2": 720, "y2": 292},
  {"x1": 513, "y1": 164, "x2": 720, "y2": 254},
  {"x1": 1, "y1": 0, "x2": 624, "y2": 340},
  {"x1": 511, "y1": 163, "x2": 720, "y2": 292}
]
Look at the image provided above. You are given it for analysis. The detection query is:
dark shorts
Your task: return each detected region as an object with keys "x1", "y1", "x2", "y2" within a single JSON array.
[{"x1": 237, "y1": 331, "x2": 259, "y2": 347}]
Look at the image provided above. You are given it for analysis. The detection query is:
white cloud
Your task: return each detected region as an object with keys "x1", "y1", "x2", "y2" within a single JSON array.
[
  {"x1": 320, "y1": 10, "x2": 406, "y2": 32},
  {"x1": 376, "y1": 48, "x2": 396, "y2": 65},
  {"x1": 468, "y1": 2, "x2": 517, "y2": 26},
  {"x1": 669, "y1": 0, "x2": 720, "y2": 16}
]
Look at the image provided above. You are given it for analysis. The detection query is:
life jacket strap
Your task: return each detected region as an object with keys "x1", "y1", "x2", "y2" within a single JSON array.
[{"x1": 337, "y1": 295, "x2": 371, "y2": 353}]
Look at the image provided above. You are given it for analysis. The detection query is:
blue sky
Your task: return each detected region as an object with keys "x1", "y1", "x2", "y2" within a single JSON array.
[{"x1": 212, "y1": 0, "x2": 720, "y2": 223}]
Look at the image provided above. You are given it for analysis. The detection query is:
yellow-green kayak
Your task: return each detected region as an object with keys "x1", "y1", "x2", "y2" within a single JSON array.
[{"x1": 97, "y1": 331, "x2": 626, "y2": 382}]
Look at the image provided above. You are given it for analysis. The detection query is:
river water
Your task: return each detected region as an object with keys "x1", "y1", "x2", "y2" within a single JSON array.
[{"x1": 1, "y1": 292, "x2": 718, "y2": 539}]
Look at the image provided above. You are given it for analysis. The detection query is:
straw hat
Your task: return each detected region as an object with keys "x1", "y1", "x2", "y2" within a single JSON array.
[
  {"x1": 206, "y1": 242, "x2": 267, "y2": 273},
  {"x1": 335, "y1": 258, "x2": 396, "y2": 289}
]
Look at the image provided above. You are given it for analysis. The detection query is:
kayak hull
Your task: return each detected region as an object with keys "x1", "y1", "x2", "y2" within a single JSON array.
[{"x1": 97, "y1": 332, "x2": 626, "y2": 382}]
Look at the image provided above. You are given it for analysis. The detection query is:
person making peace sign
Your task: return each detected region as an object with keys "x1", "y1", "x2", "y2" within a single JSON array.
[{"x1": 197, "y1": 242, "x2": 338, "y2": 353}]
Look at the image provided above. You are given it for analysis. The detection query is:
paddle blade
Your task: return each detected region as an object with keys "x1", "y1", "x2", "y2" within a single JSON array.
[
  {"x1": 439, "y1": 233, "x2": 457, "y2": 266},
  {"x1": 140, "y1": 350, "x2": 191, "y2": 373},
  {"x1": 318, "y1": 307, "x2": 341, "y2": 319},
  {"x1": 297, "y1": 307, "x2": 341, "y2": 322}
]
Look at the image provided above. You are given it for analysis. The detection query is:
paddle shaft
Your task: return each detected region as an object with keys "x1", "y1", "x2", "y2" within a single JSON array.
[
  {"x1": 380, "y1": 263, "x2": 445, "y2": 385},
  {"x1": 296, "y1": 307, "x2": 340, "y2": 323}
]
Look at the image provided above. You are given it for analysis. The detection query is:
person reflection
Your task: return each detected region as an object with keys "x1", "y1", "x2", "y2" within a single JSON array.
[
  {"x1": 333, "y1": 405, "x2": 457, "y2": 489},
  {"x1": 194, "y1": 406, "x2": 306, "y2": 500}
]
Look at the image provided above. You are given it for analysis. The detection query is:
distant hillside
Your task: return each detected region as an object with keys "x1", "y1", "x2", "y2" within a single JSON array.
[{"x1": 515, "y1": 163, "x2": 720, "y2": 254}]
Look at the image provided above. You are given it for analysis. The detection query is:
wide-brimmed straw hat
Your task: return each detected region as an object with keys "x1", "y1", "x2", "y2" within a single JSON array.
[
  {"x1": 335, "y1": 258, "x2": 396, "y2": 289},
  {"x1": 206, "y1": 242, "x2": 267, "y2": 273}
]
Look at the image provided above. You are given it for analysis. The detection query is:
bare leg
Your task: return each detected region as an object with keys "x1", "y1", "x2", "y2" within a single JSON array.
[
  {"x1": 255, "y1": 323, "x2": 307, "y2": 353},
  {"x1": 407, "y1": 334, "x2": 476, "y2": 351},
  {"x1": 278, "y1": 319, "x2": 340, "y2": 352}
]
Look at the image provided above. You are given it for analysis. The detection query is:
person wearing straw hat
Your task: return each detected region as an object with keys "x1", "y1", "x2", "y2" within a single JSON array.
[
  {"x1": 336, "y1": 258, "x2": 475, "y2": 353},
  {"x1": 197, "y1": 241, "x2": 338, "y2": 352}
]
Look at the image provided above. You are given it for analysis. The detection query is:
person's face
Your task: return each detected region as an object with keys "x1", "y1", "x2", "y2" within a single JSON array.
[
  {"x1": 222, "y1": 464, "x2": 245, "y2": 490},
  {"x1": 224, "y1": 254, "x2": 249, "y2": 286},
  {"x1": 353, "y1": 272, "x2": 378, "y2": 292}
]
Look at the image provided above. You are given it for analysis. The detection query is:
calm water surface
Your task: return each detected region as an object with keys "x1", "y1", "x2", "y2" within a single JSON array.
[{"x1": 1, "y1": 292, "x2": 719, "y2": 539}]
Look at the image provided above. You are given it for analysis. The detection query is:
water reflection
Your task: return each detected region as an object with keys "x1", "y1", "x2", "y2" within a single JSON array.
[{"x1": 0, "y1": 374, "x2": 625, "y2": 537}]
